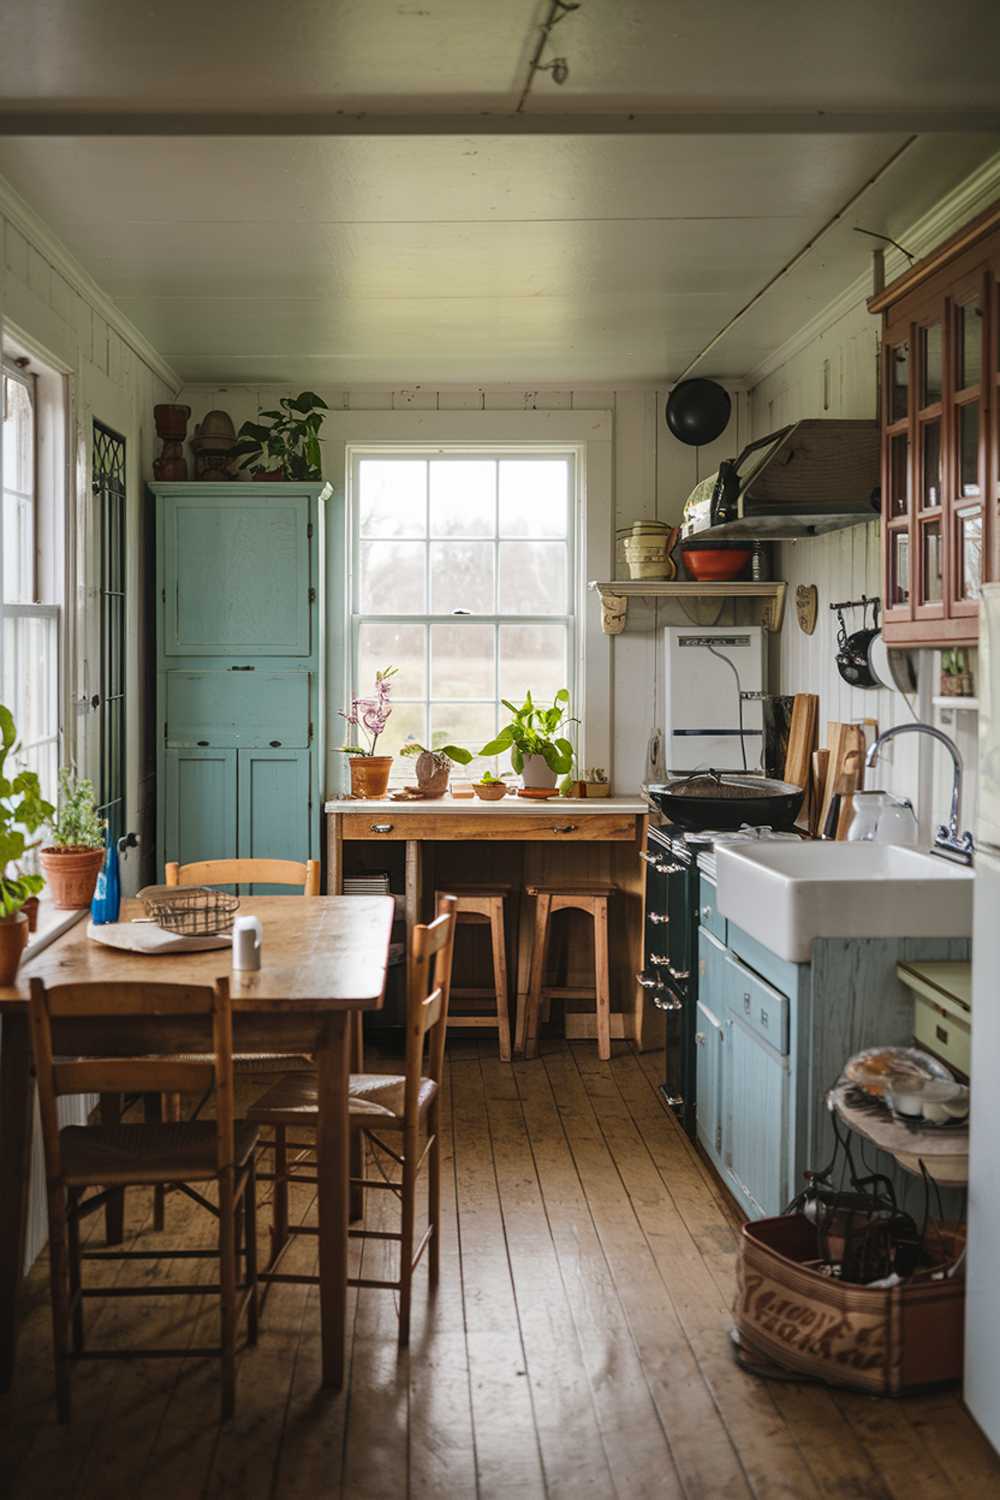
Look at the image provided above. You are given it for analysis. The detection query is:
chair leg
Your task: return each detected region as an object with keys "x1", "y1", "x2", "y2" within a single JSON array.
[
  {"x1": 67, "y1": 1188, "x2": 85, "y2": 1354},
  {"x1": 398, "y1": 1129, "x2": 418, "y2": 1347},
  {"x1": 244, "y1": 1160, "x2": 259, "y2": 1347},
  {"x1": 145, "y1": 1094, "x2": 167, "y2": 1232},
  {"x1": 428, "y1": 1107, "x2": 441, "y2": 1287},
  {"x1": 593, "y1": 897, "x2": 612, "y2": 1062},
  {"x1": 99, "y1": 1094, "x2": 125, "y2": 1245},
  {"x1": 523, "y1": 894, "x2": 551, "y2": 1059},
  {"x1": 218, "y1": 1166, "x2": 237, "y2": 1422},
  {"x1": 349, "y1": 1130, "x2": 364, "y2": 1223},
  {"x1": 46, "y1": 1184, "x2": 72, "y2": 1423},
  {"x1": 271, "y1": 1124, "x2": 289, "y2": 1262},
  {"x1": 489, "y1": 901, "x2": 512, "y2": 1062}
]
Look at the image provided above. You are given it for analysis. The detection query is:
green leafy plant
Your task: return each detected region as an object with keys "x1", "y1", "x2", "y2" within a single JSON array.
[
  {"x1": 230, "y1": 391, "x2": 329, "y2": 480},
  {"x1": 0, "y1": 705, "x2": 55, "y2": 918},
  {"x1": 476, "y1": 770, "x2": 501, "y2": 784},
  {"x1": 479, "y1": 689, "x2": 577, "y2": 775},
  {"x1": 47, "y1": 768, "x2": 106, "y2": 850},
  {"x1": 400, "y1": 741, "x2": 473, "y2": 767}
]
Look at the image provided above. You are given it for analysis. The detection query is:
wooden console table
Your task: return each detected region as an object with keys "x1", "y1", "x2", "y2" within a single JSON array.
[{"x1": 325, "y1": 795, "x2": 660, "y2": 1050}]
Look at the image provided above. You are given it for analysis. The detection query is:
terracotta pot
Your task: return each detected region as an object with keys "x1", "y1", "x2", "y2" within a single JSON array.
[
  {"x1": 0, "y1": 913, "x2": 28, "y2": 985},
  {"x1": 521, "y1": 753, "x2": 557, "y2": 790},
  {"x1": 22, "y1": 895, "x2": 39, "y2": 933},
  {"x1": 349, "y1": 756, "x2": 393, "y2": 799},
  {"x1": 153, "y1": 403, "x2": 191, "y2": 440},
  {"x1": 38, "y1": 846, "x2": 106, "y2": 910},
  {"x1": 473, "y1": 782, "x2": 506, "y2": 801}
]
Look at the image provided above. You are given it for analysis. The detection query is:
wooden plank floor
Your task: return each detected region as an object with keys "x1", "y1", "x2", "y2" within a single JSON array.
[{"x1": 2, "y1": 1039, "x2": 999, "y2": 1499}]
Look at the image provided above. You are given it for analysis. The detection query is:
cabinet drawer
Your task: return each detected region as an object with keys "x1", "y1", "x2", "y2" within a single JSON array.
[
  {"x1": 698, "y1": 876, "x2": 727, "y2": 945},
  {"x1": 341, "y1": 813, "x2": 638, "y2": 842},
  {"x1": 725, "y1": 953, "x2": 789, "y2": 1056},
  {"x1": 914, "y1": 993, "x2": 970, "y2": 1079},
  {"x1": 165, "y1": 671, "x2": 310, "y2": 748}
]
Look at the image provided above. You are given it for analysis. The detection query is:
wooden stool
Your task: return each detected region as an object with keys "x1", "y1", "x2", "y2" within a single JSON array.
[
  {"x1": 435, "y1": 886, "x2": 512, "y2": 1061},
  {"x1": 516, "y1": 885, "x2": 614, "y2": 1062}
]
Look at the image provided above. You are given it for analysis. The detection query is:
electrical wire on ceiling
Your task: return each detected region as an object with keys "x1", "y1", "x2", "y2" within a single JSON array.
[{"x1": 516, "y1": 0, "x2": 581, "y2": 113}]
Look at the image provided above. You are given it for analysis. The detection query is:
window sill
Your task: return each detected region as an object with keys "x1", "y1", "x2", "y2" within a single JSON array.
[{"x1": 24, "y1": 898, "x2": 88, "y2": 964}]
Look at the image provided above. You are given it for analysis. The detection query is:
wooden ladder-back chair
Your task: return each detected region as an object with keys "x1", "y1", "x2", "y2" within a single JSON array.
[
  {"x1": 27, "y1": 977, "x2": 259, "y2": 1422},
  {"x1": 165, "y1": 858, "x2": 321, "y2": 897},
  {"x1": 248, "y1": 894, "x2": 458, "y2": 1345}
]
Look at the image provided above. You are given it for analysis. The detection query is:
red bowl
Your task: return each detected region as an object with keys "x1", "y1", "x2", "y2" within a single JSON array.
[{"x1": 681, "y1": 546, "x2": 752, "y2": 582}]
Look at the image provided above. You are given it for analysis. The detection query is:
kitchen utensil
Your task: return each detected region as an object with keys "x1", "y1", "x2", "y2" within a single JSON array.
[
  {"x1": 646, "y1": 772, "x2": 804, "y2": 831},
  {"x1": 834, "y1": 749, "x2": 864, "y2": 839},
  {"x1": 834, "y1": 597, "x2": 882, "y2": 689},
  {"x1": 232, "y1": 914, "x2": 262, "y2": 972},
  {"x1": 810, "y1": 748, "x2": 830, "y2": 837},
  {"x1": 679, "y1": 541, "x2": 752, "y2": 581},
  {"x1": 846, "y1": 790, "x2": 920, "y2": 845},
  {"x1": 665, "y1": 379, "x2": 732, "y2": 447}
]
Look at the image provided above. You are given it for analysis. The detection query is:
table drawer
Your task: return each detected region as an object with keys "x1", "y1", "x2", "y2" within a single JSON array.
[{"x1": 341, "y1": 813, "x2": 638, "y2": 842}]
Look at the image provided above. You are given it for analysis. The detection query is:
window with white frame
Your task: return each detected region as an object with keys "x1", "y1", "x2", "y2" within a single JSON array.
[
  {"x1": 351, "y1": 449, "x2": 577, "y2": 780},
  {"x1": 2, "y1": 359, "x2": 61, "y2": 800}
]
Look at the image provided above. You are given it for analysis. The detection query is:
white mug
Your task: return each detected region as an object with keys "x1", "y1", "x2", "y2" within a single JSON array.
[{"x1": 232, "y1": 915, "x2": 262, "y2": 972}]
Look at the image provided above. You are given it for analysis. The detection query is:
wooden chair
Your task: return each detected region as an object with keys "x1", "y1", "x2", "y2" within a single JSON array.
[
  {"x1": 27, "y1": 977, "x2": 259, "y2": 1423},
  {"x1": 434, "y1": 884, "x2": 512, "y2": 1061},
  {"x1": 247, "y1": 894, "x2": 457, "y2": 1345},
  {"x1": 515, "y1": 884, "x2": 615, "y2": 1061},
  {"x1": 165, "y1": 858, "x2": 321, "y2": 897}
]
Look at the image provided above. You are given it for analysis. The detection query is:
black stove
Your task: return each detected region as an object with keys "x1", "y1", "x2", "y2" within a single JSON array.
[{"x1": 640, "y1": 825, "x2": 700, "y2": 1136}]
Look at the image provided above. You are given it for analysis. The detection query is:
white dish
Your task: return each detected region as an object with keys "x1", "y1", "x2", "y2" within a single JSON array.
[{"x1": 87, "y1": 920, "x2": 231, "y2": 954}]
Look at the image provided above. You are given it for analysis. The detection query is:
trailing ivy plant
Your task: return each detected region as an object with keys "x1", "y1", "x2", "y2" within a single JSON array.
[
  {"x1": 0, "y1": 705, "x2": 55, "y2": 918},
  {"x1": 479, "y1": 689, "x2": 577, "y2": 775},
  {"x1": 47, "y1": 768, "x2": 106, "y2": 850},
  {"x1": 230, "y1": 391, "x2": 329, "y2": 480}
]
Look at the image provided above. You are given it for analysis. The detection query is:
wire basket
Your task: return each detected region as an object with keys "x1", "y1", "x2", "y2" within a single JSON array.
[{"x1": 137, "y1": 884, "x2": 240, "y2": 936}]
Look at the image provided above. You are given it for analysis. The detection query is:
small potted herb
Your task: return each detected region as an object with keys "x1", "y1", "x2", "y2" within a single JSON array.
[
  {"x1": 479, "y1": 689, "x2": 576, "y2": 791},
  {"x1": 0, "y1": 706, "x2": 54, "y2": 980},
  {"x1": 230, "y1": 391, "x2": 329, "y2": 481},
  {"x1": 339, "y1": 667, "x2": 398, "y2": 799},
  {"x1": 472, "y1": 770, "x2": 507, "y2": 802},
  {"x1": 39, "y1": 769, "x2": 107, "y2": 910},
  {"x1": 400, "y1": 741, "x2": 472, "y2": 798}
]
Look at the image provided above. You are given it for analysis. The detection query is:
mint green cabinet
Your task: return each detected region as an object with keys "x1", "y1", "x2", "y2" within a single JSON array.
[
  {"x1": 163, "y1": 748, "x2": 237, "y2": 869},
  {"x1": 237, "y1": 749, "x2": 311, "y2": 892},
  {"x1": 724, "y1": 1003, "x2": 789, "y2": 1219},
  {"x1": 695, "y1": 995, "x2": 725, "y2": 1168}
]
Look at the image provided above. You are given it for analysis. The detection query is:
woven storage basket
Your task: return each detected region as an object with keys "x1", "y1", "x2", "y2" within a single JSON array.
[{"x1": 735, "y1": 1213, "x2": 965, "y2": 1395}]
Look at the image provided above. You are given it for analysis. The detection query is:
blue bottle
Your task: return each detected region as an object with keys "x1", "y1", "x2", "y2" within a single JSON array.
[{"x1": 90, "y1": 834, "x2": 122, "y2": 925}]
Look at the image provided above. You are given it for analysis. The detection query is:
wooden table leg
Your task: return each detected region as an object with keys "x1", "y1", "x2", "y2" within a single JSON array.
[
  {"x1": 349, "y1": 1011, "x2": 364, "y2": 1223},
  {"x1": 316, "y1": 1012, "x2": 350, "y2": 1390},
  {"x1": 99, "y1": 1093, "x2": 125, "y2": 1243},
  {"x1": 0, "y1": 1011, "x2": 34, "y2": 1391}
]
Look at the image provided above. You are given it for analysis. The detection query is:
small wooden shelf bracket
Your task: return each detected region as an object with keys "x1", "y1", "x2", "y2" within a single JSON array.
[{"x1": 589, "y1": 580, "x2": 787, "y2": 636}]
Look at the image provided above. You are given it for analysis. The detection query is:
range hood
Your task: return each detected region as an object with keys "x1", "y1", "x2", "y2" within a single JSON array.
[{"x1": 681, "y1": 419, "x2": 880, "y2": 541}]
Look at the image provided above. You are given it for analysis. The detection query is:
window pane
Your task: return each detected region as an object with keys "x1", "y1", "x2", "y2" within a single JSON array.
[
  {"x1": 499, "y1": 541, "x2": 567, "y2": 614},
  {"x1": 429, "y1": 460, "x2": 494, "y2": 537},
  {"x1": 430, "y1": 701, "x2": 497, "y2": 778},
  {"x1": 3, "y1": 493, "x2": 33, "y2": 603},
  {"x1": 359, "y1": 540, "x2": 426, "y2": 613},
  {"x1": 430, "y1": 541, "x2": 494, "y2": 614},
  {"x1": 889, "y1": 342, "x2": 909, "y2": 423},
  {"x1": 960, "y1": 509, "x2": 982, "y2": 601},
  {"x1": 921, "y1": 324, "x2": 942, "y2": 406},
  {"x1": 431, "y1": 623, "x2": 494, "y2": 700},
  {"x1": 377, "y1": 701, "x2": 426, "y2": 764},
  {"x1": 358, "y1": 622, "x2": 426, "y2": 700},
  {"x1": 920, "y1": 421, "x2": 941, "y2": 510},
  {"x1": 358, "y1": 459, "x2": 426, "y2": 538},
  {"x1": 922, "y1": 522, "x2": 942, "y2": 604},
  {"x1": 957, "y1": 299, "x2": 983, "y2": 390},
  {"x1": 499, "y1": 460, "x2": 569, "y2": 537},
  {"x1": 499, "y1": 623, "x2": 568, "y2": 704},
  {"x1": 3, "y1": 376, "x2": 33, "y2": 493},
  {"x1": 960, "y1": 401, "x2": 981, "y2": 497}
]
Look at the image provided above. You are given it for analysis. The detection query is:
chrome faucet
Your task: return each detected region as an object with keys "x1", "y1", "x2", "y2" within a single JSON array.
[{"x1": 864, "y1": 722, "x2": 974, "y2": 864}]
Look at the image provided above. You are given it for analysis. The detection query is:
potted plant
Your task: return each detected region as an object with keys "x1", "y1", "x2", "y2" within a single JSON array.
[
  {"x1": 472, "y1": 770, "x2": 507, "y2": 802},
  {"x1": 400, "y1": 740, "x2": 472, "y2": 798},
  {"x1": 479, "y1": 689, "x2": 577, "y2": 791},
  {"x1": 39, "y1": 769, "x2": 107, "y2": 910},
  {"x1": 0, "y1": 706, "x2": 54, "y2": 981},
  {"x1": 339, "y1": 667, "x2": 398, "y2": 799},
  {"x1": 229, "y1": 391, "x2": 329, "y2": 481}
]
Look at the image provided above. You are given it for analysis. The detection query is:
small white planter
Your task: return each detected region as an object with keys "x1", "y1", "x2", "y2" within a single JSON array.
[{"x1": 521, "y1": 753, "x2": 557, "y2": 790}]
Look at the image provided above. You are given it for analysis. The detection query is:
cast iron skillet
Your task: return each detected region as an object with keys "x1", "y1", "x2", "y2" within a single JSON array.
[{"x1": 647, "y1": 771, "x2": 805, "y2": 832}]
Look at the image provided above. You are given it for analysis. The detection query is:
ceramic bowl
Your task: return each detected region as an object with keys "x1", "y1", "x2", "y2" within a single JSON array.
[{"x1": 473, "y1": 782, "x2": 506, "y2": 801}]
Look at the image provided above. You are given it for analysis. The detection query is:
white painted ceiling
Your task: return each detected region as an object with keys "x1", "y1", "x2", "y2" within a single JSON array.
[{"x1": 0, "y1": 1, "x2": 998, "y2": 385}]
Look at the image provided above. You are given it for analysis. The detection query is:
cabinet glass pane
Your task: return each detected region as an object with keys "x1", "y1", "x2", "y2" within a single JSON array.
[
  {"x1": 889, "y1": 433, "x2": 910, "y2": 517},
  {"x1": 957, "y1": 298, "x2": 983, "y2": 390},
  {"x1": 889, "y1": 342, "x2": 909, "y2": 422},
  {"x1": 920, "y1": 323, "x2": 942, "y2": 406},
  {"x1": 921, "y1": 522, "x2": 942, "y2": 604},
  {"x1": 891, "y1": 531, "x2": 910, "y2": 605},
  {"x1": 920, "y1": 421, "x2": 941, "y2": 509},
  {"x1": 430, "y1": 622, "x2": 494, "y2": 700},
  {"x1": 959, "y1": 508, "x2": 983, "y2": 601},
  {"x1": 960, "y1": 401, "x2": 981, "y2": 497}
]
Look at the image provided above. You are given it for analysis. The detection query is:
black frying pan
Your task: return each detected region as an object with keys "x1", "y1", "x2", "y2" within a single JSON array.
[{"x1": 647, "y1": 772, "x2": 804, "y2": 832}]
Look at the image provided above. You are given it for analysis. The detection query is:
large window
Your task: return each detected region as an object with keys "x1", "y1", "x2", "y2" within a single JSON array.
[
  {"x1": 2, "y1": 360, "x2": 60, "y2": 797},
  {"x1": 351, "y1": 450, "x2": 576, "y2": 779},
  {"x1": 92, "y1": 422, "x2": 127, "y2": 843}
]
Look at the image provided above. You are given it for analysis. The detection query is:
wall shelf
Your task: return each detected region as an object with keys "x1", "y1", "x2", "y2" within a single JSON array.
[
  {"x1": 932, "y1": 696, "x2": 979, "y2": 712},
  {"x1": 588, "y1": 579, "x2": 787, "y2": 635}
]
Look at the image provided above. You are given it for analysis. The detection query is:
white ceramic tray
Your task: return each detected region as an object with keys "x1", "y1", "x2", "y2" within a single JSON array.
[{"x1": 86, "y1": 920, "x2": 231, "y2": 954}]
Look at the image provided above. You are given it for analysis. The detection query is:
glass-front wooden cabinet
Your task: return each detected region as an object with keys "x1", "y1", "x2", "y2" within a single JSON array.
[{"x1": 873, "y1": 208, "x2": 999, "y2": 646}]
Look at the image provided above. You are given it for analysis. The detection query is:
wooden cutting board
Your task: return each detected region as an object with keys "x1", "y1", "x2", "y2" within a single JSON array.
[
  {"x1": 817, "y1": 721, "x2": 867, "y2": 836},
  {"x1": 783, "y1": 693, "x2": 819, "y2": 831}
]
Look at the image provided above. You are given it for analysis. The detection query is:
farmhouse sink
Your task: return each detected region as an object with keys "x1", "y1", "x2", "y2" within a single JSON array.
[{"x1": 714, "y1": 842, "x2": 974, "y2": 963}]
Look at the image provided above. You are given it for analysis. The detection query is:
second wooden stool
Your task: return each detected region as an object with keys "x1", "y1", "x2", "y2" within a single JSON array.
[
  {"x1": 517, "y1": 885, "x2": 614, "y2": 1061},
  {"x1": 434, "y1": 886, "x2": 512, "y2": 1061}
]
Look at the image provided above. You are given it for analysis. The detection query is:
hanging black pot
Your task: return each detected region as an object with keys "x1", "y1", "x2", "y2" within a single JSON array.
[{"x1": 665, "y1": 379, "x2": 732, "y2": 447}]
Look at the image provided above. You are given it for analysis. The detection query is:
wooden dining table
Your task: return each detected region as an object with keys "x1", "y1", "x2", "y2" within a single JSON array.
[{"x1": 0, "y1": 894, "x2": 394, "y2": 1395}]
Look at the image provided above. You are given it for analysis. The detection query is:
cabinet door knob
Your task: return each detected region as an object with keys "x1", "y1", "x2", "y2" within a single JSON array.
[
  {"x1": 695, "y1": 1032, "x2": 706, "y2": 1046},
  {"x1": 370, "y1": 822, "x2": 393, "y2": 833},
  {"x1": 701, "y1": 905, "x2": 712, "y2": 920}
]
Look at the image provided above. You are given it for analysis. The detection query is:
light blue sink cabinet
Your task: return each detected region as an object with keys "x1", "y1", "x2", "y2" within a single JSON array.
[
  {"x1": 153, "y1": 483, "x2": 332, "y2": 889},
  {"x1": 696, "y1": 866, "x2": 969, "y2": 1222}
]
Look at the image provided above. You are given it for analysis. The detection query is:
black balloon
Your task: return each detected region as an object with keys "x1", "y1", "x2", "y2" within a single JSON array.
[{"x1": 665, "y1": 379, "x2": 732, "y2": 446}]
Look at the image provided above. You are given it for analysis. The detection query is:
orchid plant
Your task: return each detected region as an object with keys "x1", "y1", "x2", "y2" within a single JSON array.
[{"x1": 339, "y1": 666, "x2": 398, "y2": 757}]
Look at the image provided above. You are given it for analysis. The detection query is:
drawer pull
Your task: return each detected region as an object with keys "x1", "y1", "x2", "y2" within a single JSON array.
[
  {"x1": 649, "y1": 953, "x2": 670, "y2": 967},
  {"x1": 649, "y1": 911, "x2": 669, "y2": 925},
  {"x1": 636, "y1": 971, "x2": 664, "y2": 991},
  {"x1": 269, "y1": 740, "x2": 282, "y2": 748},
  {"x1": 661, "y1": 861, "x2": 685, "y2": 874},
  {"x1": 197, "y1": 740, "x2": 209, "y2": 747},
  {"x1": 229, "y1": 665, "x2": 255, "y2": 671},
  {"x1": 760, "y1": 1009, "x2": 769, "y2": 1027},
  {"x1": 936, "y1": 1023, "x2": 949, "y2": 1044},
  {"x1": 668, "y1": 965, "x2": 690, "y2": 982},
  {"x1": 653, "y1": 992, "x2": 683, "y2": 1013},
  {"x1": 744, "y1": 991, "x2": 752, "y2": 1014},
  {"x1": 370, "y1": 822, "x2": 394, "y2": 834},
  {"x1": 552, "y1": 823, "x2": 578, "y2": 834}
]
